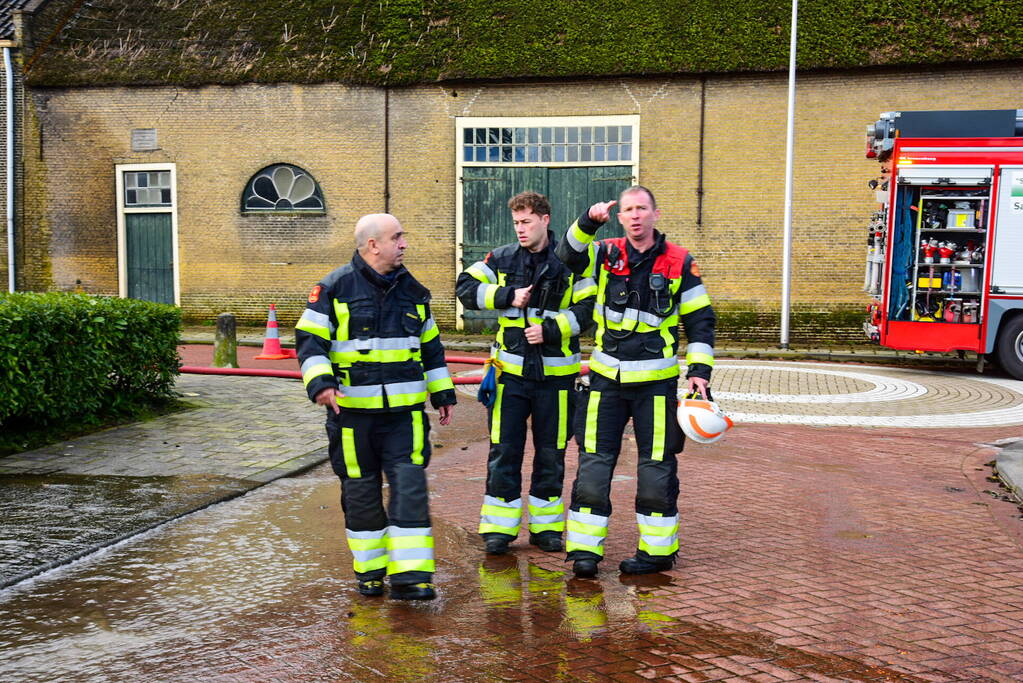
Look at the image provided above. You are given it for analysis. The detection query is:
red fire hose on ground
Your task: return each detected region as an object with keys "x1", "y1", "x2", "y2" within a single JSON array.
[{"x1": 180, "y1": 354, "x2": 490, "y2": 384}]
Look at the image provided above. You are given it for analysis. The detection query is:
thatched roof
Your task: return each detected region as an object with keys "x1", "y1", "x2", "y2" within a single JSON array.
[{"x1": 22, "y1": 0, "x2": 1023, "y2": 87}]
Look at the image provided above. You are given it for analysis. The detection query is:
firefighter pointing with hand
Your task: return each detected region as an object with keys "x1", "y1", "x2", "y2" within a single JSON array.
[{"x1": 556, "y1": 185, "x2": 716, "y2": 578}]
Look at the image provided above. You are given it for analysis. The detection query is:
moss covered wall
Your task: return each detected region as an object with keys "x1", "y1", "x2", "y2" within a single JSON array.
[{"x1": 22, "y1": 0, "x2": 1023, "y2": 88}]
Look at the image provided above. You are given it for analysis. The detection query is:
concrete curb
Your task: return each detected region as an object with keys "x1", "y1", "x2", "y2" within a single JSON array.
[{"x1": 996, "y1": 440, "x2": 1023, "y2": 505}]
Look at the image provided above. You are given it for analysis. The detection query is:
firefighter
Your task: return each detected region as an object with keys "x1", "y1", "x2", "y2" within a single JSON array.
[
  {"x1": 456, "y1": 192, "x2": 596, "y2": 555},
  {"x1": 555, "y1": 186, "x2": 716, "y2": 577},
  {"x1": 296, "y1": 213, "x2": 456, "y2": 600}
]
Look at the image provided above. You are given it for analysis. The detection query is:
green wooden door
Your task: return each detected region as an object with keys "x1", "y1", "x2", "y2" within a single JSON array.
[
  {"x1": 461, "y1": 165, "x2": 632, "y2": 330},
  {"x1": 126, "y1": 212, "x2": 174, "y2": 304}
]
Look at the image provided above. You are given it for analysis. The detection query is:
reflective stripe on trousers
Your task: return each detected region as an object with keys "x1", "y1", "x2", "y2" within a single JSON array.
[{"x1": 479, "y1": 495, "x2": 522, "y2": 536}]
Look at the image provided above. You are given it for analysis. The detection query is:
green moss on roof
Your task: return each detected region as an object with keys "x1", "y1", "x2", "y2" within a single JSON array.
[{"x1": 24, "y1": 0, "x2": 1023, "y2": 87}]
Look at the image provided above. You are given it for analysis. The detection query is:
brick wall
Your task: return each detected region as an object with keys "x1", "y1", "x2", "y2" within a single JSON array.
[{"x1": 17, "y1": 64, "x2": 1023, "y2": 344}]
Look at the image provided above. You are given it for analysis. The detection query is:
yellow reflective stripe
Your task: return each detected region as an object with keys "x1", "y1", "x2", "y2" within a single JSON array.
[
  {"x1": 421, "y1": 325, "x2": 439, "y2": 343},
  {"x1": 679, "y1": 293, "x2": 711, "y2": 315},
  {"x1": 386, "y1": 390, "x2": 428, "y2": 408},
  {"x1": 568, "y1": 519, "x2": 608, "y2": 537},
  {"x1": 652, "y1": 395, "x2": 665, "y2": 462},
  {"x1": 466, "y1": 264, "x2": 494, "y2": 282},
  {"x1": 339, "y1": 394, "x2": 385, "y2": 410},
  {"x1": 584, "y1": 390, "x2": 600, "y2": 453},
  {"x1": 557, "y1": 389, "x2": 568, "y2": 449},
  {"x1": 686, "y1": 351, "x2": 715, "y2": 367},
  {"x1": 333, "y1": 301, "x2": 350, "y2": 340},
  {"x1": 296, "y1": 316, "x2": 330, "y2": 340},
  {"x1": 638, "y1": 523, "x2": 678, "y2": 537},
  {"x1": 427, "y1": 376, "x2": 454, "y2": 393},
  {"x1": 660, "y1": 325, "x2": 675, "y2": 358},
  {"x1": 484, "y1": 284, "x2": 501, "y2": 308},
  {"x1": 353, "y1": 555, "x2": 389, "y2": 572},
  {"x1": 565, "y1": 541, "x2": 603, "y2": 555},
  {"x1": 490, "y1": 382, "x2": 505, "y2": 443},
  {"x1": 388, "y1": 534, "x2": 435, "y2": 550},
  {"x1": 388, "y1": 558, "x2": 435, "y2": 574},
  {"x1": 619, "y1": 365, "x2": 679, "y2": 383},
  {"x1": 569, "y1": 221, "x2": 594, "y2": 246},
  {"x1": 481, "y1": 504, "x2": 521, "y2": 518},
  {"x1": 416, "y1": 304, "x2": 426, "y2": 319},
  {"x1": 639, "y1": 538, "x2": 679, "y2": 556},
  {"x1": 347, "y1": 537, "x2": 386, "y2": 550},
  {"x1": 330, "y1": 348, "x2": 418, "y2": 364},
  {"x1": 302, "y1": 362, "x2": 333, "y2": 387},
  {"x1": 498, "y1": 315, "x2": 526, "y2": 328},
  {"x1": 555, "y1": 312, "x2": 571, "y2": 340},
  {"x1": 411, "y1": 411, "x2": 424, "y2": 465},
  {"x1": 342, "y1": 427, "x2": 361, "y2": 478}
]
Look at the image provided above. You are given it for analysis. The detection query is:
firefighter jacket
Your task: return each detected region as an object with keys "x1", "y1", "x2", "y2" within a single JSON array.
[
  {"x1": 456, "y1": 232, "x2": 596, "y2": 380},
  {"x1": 556, "y1": 212, "x2": 716, "y2": 383},
  {"x1": 295, "y1": 251, "x2": 457, "y2": 412}
]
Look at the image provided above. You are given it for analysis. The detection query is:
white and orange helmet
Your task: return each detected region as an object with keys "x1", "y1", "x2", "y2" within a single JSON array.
[{"x1": 677, "y1": 390, "x2": 734, "y2": 444}]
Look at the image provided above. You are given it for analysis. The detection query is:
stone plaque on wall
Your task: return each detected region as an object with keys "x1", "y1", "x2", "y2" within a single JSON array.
[{"x1": 131, "y1": 128, "x2": 158, "y2": 151}]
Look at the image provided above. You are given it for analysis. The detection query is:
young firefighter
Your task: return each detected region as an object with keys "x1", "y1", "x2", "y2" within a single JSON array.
[{"x1": 456, "y1": 192, "x2": 596, "y2": 555}]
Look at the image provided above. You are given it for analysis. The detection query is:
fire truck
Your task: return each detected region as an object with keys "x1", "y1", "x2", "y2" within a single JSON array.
[{"x1": 862, "y1": 109, "x2": 1023, "y2": 381}]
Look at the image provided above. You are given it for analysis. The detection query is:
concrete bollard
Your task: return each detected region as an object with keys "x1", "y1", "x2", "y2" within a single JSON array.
[{"x1": 213, "y1": 313, "x2": 239, "y2": 368}]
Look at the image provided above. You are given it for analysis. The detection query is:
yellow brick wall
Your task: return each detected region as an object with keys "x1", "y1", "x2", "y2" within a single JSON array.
[{"x1": 17, "y1": 64, "x2": 1023, "y2": 343}]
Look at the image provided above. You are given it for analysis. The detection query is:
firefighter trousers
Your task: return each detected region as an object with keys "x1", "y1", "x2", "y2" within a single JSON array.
[
  {"x1": 326, "y1": 408, "x2": 434, "y2": 586},
  {"x1": 478, "y1": 373, "x2": 574, "y2": 540},
  {"x1": 566, "y1": 374, "x2": 683, "y2": 564}
]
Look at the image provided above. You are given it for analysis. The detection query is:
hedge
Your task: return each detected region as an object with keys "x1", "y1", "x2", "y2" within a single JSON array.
[{"x1": 0, "y1": 293, "x2": 181, "y2": 428}]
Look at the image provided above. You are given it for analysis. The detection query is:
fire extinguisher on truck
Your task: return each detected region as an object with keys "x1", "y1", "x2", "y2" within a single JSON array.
[{"x1": 862, "y1": 108, "x2": 1023, "y2": 381}]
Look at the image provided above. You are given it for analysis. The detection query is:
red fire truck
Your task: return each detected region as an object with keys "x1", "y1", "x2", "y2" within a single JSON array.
[{"x1": 862, "y1": 109, "x2": 1023, "y2": 380}]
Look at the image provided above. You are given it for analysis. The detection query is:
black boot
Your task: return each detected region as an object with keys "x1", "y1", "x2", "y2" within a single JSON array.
[
  {"x1": 390, "y1": 582, "x2": 437, "y2": 600},
  {"x1": 357, "y1": 579, "x2": 385, "y2": 596},
  {"x1": 572, "y1": 558, "x2": 598, "y2": 578},
  {"x1": 529, "y1": 532, "x2": 563, "y2": 552},
  {"x1": 618, "y1": 554, "x2": 675, "y2": 575},
  {"x1": 483, "y1": 534, "x2": 511, "y2": 555}
]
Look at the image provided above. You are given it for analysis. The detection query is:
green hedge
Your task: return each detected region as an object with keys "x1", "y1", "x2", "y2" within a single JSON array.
[{"x1": 0, "y1": 293, "x2": 181, "y2": 428}]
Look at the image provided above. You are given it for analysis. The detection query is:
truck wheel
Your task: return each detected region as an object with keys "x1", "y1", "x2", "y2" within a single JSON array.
[{"x1": 995, "y1": 316, "x2": 1023, "y2": 381}]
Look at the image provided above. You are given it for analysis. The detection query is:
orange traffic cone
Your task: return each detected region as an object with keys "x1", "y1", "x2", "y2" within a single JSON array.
[{"x1": 254, "y1": 304, "x2": 297, "y2": 360}]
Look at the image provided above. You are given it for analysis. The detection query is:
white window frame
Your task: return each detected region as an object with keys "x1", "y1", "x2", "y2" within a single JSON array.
[
  {"x1": 454, "y1": 115, "x2": 640, "y2": 329},
  {"x1": 115, "y1": 163, "x2": 180, "y2": 305}
]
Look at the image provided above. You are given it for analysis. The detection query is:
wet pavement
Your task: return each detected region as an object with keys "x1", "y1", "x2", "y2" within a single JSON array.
[{"x1": 2, "y1": 345, "x2": 1023, "y2": 680}]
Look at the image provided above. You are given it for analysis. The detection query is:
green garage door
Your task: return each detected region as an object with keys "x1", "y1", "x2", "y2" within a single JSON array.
[
  {"x1": 461, "y1": 165, "x2": 632, "y2": 331},
  {"x1": 126, "y1": 213, "x2": 174, "y2": 304}
]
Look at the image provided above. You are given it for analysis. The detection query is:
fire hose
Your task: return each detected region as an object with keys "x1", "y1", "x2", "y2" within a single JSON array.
[{"x1": 179, "y1": 354, "x2": 589, "y2": 383}]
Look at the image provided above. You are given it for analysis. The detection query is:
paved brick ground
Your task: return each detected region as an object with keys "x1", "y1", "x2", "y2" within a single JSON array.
[{"x1": 4, "y1": 350, "x2": 1023, "y2": 680}]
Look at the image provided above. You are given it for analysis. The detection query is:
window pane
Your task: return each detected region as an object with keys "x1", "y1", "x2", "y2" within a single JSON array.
[
  {"x1": 501, "y1": 128, "x2": 512, "y2": 144},
  {"x1": 608, "y1": 127, "x2": 619, "y2": 143},
  {"x1": 580, "y1": 146, "x2": 592, "y2": 161},
  {"x1": 475, "y1": 147, "x2": 486, "y2": 162},
  {"x1": 487, "y1": 128, "x2": 499, "y2": 144},
  {"x1": 125, "y1": 173, "x2": 137, "y2": 189},
  {"x1": 161, "y1": 188, "x2": 171, "y2": 204},
  {"x1": 621, "y1": 144, "x2": 631, "y2": 160},
  {"x1": 622, "y1": 127, "x2": 632, "y2": 142},
  {"x1": 149, "y1": 172, "x2": 161, "y2": 187},
  {"x1": 514, "y1": 146, "x2": 525, "y2": 162},
  {"x1": 502, "y1": 146, "x2": 513, "y2": 162},
  {"x1": 567, "y1": 127, "x2": 578, "y2": 144},
  {"x1": 126, "y1": 189, "x2": 137, "y2": 204},
  {"x1": 540, "y1": 146, "x2": 552, "y2": 162},
  {"x1": 514, "y1": 128, "x2": 525, "y2": 144},
  {"x1": 137, "y1": 173, "x2": 148, "y2": 188},
  {"x1": 581, "y1": 127, "x2": 592, "y2": 144},
  {"x1": 488, "y1": 146, "x2": 500, "y2": 162},
  {"x1": 475, "y1": 128, "x2": 486, "y2": 144},
  {"x1": 464, "y1": 147, "x2": 474, "y2": 162},
  {"x1": 463, "y1": 129, "x2": 473, "y2": 144},
  {"x1": 594, "y1": 145, "x2": 605, "y2": 161},
  {"x1": 527, "y1": 146, "x2": 539, "y2": 162},
  {"x1": 554, "y1": 145, "x2": 565, "y2": 162},
  {"x1": 608, "y1": 145, "x2": 619, "y2": 161},
  {"x1": 528, "y1": 127, "x2": 539, "y2": 143},
  {"x1": 595, "y1": 128, "x2": 605, "y2": 143},
  {"x1": 160, "y1": 172, "x2": 170, "y2": 186},
  {"x1": 554, "y1": 128, "x2": 565, "y2": 143},
  {"x1": 541, "y1": 128, "x2": 552, "y2": 144},
  {"x1": 567, "y1": 146, "x2": 578, "y2": 162}
]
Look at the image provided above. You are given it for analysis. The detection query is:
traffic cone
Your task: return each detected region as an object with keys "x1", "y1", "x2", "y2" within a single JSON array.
[{"x1": 254, "y1": 304, "x2": 297, "y2": 360}]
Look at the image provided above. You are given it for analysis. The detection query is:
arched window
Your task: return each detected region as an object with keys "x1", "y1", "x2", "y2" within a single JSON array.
[{"x1": 242, "y1": 164, "x2": 325, "y2": 213}]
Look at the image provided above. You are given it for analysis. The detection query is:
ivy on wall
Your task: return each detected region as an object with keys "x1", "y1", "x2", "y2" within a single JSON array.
[{"x1": 24, "y1": 0, "x2": 1023, "y2": 87}]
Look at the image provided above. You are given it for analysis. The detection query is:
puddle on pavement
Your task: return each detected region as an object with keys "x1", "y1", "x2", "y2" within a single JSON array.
[
  {"x1": 0, "y1": 473, "x2": 251, "y2": 587},
  {"x1": 0, "y1": 465, "x2": 919, "y2": 682}
]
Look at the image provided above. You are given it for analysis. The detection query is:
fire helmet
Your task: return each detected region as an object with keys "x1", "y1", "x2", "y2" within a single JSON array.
[{"x1": 677, "y1": 391, "x2": 734, "y2": 444}]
